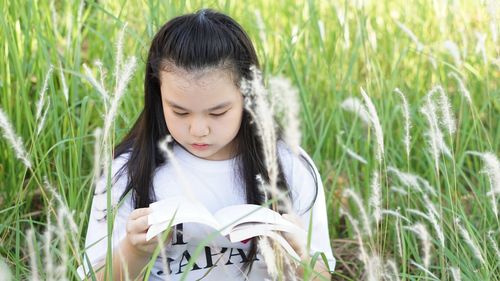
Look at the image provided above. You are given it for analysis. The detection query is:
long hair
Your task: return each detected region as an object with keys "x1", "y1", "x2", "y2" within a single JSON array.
[{"x1": 113, "y1": 9, "x2": 291, "y2": 274}]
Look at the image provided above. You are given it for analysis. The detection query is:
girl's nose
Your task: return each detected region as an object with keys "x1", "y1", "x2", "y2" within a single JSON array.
[{"x1": 189, "y1": 117, "x2": 210, "y2": 137}]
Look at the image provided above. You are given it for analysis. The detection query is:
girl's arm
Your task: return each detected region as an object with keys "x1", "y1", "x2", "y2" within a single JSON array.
[
  {"x1": 282, "y1": 213, "x2": 332, "y2": 280},
  {"x1": 95, "y1": 208, "x2": 163, "y2": 281},
  {"x1": 95, "y1": 237, "x2": 151, "y2": 280}
]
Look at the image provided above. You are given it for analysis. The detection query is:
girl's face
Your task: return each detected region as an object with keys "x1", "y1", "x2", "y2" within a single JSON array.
[{"x1": 159, "y1": 69, "x2": 244, "y2": 161}]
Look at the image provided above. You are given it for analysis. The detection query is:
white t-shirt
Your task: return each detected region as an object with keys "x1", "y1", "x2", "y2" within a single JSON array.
[{"x1": 78, "y1": 142, "x2": 335, "y2": 280}]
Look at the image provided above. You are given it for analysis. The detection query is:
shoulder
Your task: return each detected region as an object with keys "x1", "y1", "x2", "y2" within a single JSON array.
[{"x1": 277, "y1": 141, "x2": 320, "y2": 214}]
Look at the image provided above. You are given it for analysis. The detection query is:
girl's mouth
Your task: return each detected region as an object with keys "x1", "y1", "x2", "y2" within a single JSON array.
[{"x1": 191, "y1": 143, "x2": 210, "y2": 150}]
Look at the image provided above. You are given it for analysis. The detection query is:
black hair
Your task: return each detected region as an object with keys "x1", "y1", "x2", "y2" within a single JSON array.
[{"x1": 112, "y1": 9, "x2": 295, "y2": 274}]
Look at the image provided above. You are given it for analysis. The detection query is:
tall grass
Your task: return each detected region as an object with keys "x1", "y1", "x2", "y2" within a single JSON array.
[{"x1": 0, "y1": 0, "x2": 499, "y2": 280}]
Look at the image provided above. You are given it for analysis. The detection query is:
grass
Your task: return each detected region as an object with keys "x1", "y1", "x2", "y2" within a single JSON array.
[{"x1": 1, "y1": 0, "x2": 499, "y2": 280}]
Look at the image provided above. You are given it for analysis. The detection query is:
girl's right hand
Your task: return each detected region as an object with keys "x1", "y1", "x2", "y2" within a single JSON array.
[{"x1": 124, "y1": 208, "x2": 170, "y2": 257}]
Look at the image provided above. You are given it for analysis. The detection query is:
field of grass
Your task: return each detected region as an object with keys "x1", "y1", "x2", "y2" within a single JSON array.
[{"x1": 1, "y1": 0, "x2": 499, "y2": 280}]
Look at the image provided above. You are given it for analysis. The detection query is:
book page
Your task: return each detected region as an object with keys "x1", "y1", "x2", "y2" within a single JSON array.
[
  {"x1": 146, "y1": 196, "x2": 221, "y2": 241},
  {"x1": 214, "y1": 204, "x2": 298, "y2": 236}
]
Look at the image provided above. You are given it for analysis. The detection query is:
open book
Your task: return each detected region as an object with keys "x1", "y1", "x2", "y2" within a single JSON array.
[{"x1": 146, "y1": 196, "x2": 305, "y2": 260}]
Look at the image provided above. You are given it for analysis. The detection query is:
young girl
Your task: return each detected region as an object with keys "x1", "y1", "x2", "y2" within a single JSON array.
[{"x1": 79, "y1": 9, "x2": 335, "y2": 280}]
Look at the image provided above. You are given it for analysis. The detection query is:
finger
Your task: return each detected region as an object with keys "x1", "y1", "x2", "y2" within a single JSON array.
[
  {"x1": 129, "y1": 233, "x2": 150, "y2": 246},
  {"x1": 129, "y1": 208, "x2": 151, "y2": 220},
  {"x1": 127, "y1": 215, "x2": 150, "y2": 233}
]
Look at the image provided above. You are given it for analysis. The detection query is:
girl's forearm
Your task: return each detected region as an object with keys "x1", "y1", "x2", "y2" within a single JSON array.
[{"x1": 96, "y1": 239, "x2": 151, "y2": 281}]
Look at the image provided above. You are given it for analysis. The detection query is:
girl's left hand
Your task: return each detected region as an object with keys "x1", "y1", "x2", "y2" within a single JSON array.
[
  {"x1": 281, "y1": 213, "x2": 332, "y2": 280},
  {"x1": 281, "y1": 213, "x2": 307, "y2": 259}
]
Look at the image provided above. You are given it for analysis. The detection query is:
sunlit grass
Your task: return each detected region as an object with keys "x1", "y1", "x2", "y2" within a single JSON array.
[{"x1": 0, "y1": 0, "x2": 499, "y2": 280}]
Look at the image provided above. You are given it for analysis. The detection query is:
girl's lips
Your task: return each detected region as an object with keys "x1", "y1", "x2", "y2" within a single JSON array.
[{"x1": 191, "y1": 143, "x2": 210, "y2": 150}]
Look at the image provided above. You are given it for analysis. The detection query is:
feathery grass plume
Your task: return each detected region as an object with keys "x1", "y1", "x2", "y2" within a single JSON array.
[
  {"x1": 387, "y1": 166, "x2": 422, "y2": 193},
  {"x1": 340, "y1": 97, "x2": 371, "y2": 126},
  {"x1": 390, "y1": 186, "x2": 408, "y2": 195},
  {"x1": 341, "y1": 15, "x2": 350, "y2": 49},
  {"x1": 254, "y1": 10, "x2": 267, "y2": 50},
  {"x1": 428, "y1": 55, "x2": 437, "y2": 70},
  {"x1": 44, "y1": 205, "x2": 54, "y2": 280},
  {"x1": 406, "y1": 209, "x2": 432, "y2": 222},
  {"x1": 394, "y1": 20, "x2": 424, "y2": 52},
  {"x1": 404, "y1": 223, "x2": 431, "y2": 269},
  {"x1": 380, "y1": 209, "x2": 410, "y2": 223},
  {"x1": 339, "y1": 208, "x2": 370, "y2": 276},
  {"x1": 448, "y1": 72, "x2": 472, "y2": 104},
  {"x1": 365, "y1": 255, "x2": 383, "y2": 281},
  {"x1": 420, "y1": 89, "x2": 451, "y2": 166},
  {"x1": 467, "y1": 151, "x2": 500, "y2": 195},
  {"x1": 240, "y1": 66, "x2": 289, "y2": 211},
  {"x1": 366, "y1": 20, "x2": 377, "y2": 51},
  {"x1": 55, "y1": 208, "x2": 70, "y2": 280},
  {"x1": 103, "y1": 56, "x2": 137, "y2": 141},
  {"x1": 27, "y1": 229, "x2": 39, "y2": 281},
  {"x1": 317, "y1": 20, "x2": 325, "y2": 43},
  {"x1": 255, "y1": 174, "x2": 268, "y2": 203},
  {"x1": 487, "y1": 0, "x2": 499, "y2": 42},
  {"x1": 35, "y1": 65, "x2": 54, "y2": 120},
  {"x1": 44, "y1": 179, "x2": 81, "y2": 269},
  {"x1": 36, "y1": 100, "x2": 51, "y2": 137},
  {"x1": 385, "y1": 259, "x2": 400, "y2": 281},
  {"x1": 58, "y1": 61, "x2": 69, "y2": 102},
  {"x1": 455, "y1": 218, "x2": 485, "y2": 264},
  {"x1": 395, "y1": 215, "x2": 403, "y2": 258},
  {"x1": 83, "y1": 63, "x2": 109, "y2": 104},
  {"x1": 410, "y1": 261, "x2": 439, "y2": 279},
  {"x1": 291, "y1": 25, "x2": 299, "y2": 45},
  {"x1": 474, "y1": 31, "x2": 487, "y2": 64},
  {"x1": 406, "y1": 205, "x2": 444, "y2": 248},
  {"x1": 394, "y1": 88, "x2": 411, "y2": 159},
  {"x1": 360, "y1": 87, "x2": 384, "y2": 163},
  {"x1": 387, "y1": 166, "x2": 437, "y2": 196},
  {"x1": 466, "y1": 151, "x2": 500, "y2": 217},
  {"x1": 422, "y1": 194, "x2": 445, "y2": 247},
  {"x1": 416, "y1": 176, "x2": 437, "y2": 196},
  {"x1": 268, "y1": 76, "x2": 301, "y2": 154},
  {"x1": 434, "y1": 85, "x2": 456, "y2": 136},
  {"x1": 158, "y1": 135, "x2": 196, "y2": 200},
  {"x1": 115, "y1": 23, "x2": 127, "y2": 87},
  {"x1": 449, "y1": 267, "x2": 461, "y2": 281},
  {"x1": 443, "y1": 40, "x2": 462, "y2": 66},
  {"x1": 369, "y1": 171, "x2": 382, "y2": 224},
  {"x1": 487, "y1": 230, "x2": 500, "y2": 261},
  {"x1": 343, "y1": 189, "x2": 372, "y2": 237},
  {"x1": 335, "y1": 7, "x2": 351, "y2": 49},
  {"x1": 0, "y1": 108, "x2": 32, "y2": 168},
  {"x1": 258, "y1": 238, "x2": 278, "y2": 279},
  {"x1": 340, "y1": 143, "x2": 368, "y2": 164},
  {"x1": 49, "y1": 0, "x2": 58, "y2": 35},
  {"x1": 0, "y1": 258, "x2": 12, "y2": 281}
]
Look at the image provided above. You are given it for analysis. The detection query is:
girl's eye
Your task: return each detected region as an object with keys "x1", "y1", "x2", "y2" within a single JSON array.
[
  {"x1": 173, "y1": 111, "x2": 188, "y2": 116},
  {"x1": 210, "y1": 111, "x2": 228, "y2": 117}
]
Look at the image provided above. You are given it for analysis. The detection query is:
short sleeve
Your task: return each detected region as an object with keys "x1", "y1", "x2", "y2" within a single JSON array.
[
  {"x1": 287, "y1": 146, "x2": 336, "y2": 272},
  {"x1": 77, "y1": 154, "x2": 134, "y2": 279}
]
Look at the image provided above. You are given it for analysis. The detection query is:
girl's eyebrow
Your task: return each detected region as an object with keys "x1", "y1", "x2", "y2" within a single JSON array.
[{"x1": 166, "y1": 100, "x2": 232, "y2": 111}]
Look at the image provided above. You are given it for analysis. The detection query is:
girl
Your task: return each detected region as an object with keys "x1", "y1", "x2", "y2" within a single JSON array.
[{"x1": 79, "y1": 9, "x2": 335, "y2": 280}]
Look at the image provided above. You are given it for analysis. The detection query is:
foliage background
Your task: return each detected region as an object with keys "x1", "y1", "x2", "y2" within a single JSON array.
[{"x1": 0, "y1": 0, "x2": 499, "y2": 280}]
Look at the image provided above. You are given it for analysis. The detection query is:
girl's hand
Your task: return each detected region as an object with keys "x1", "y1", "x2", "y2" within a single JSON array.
[
  {"x1": 124, "y1": 208, "x2": 170, "y2": 257},
  {"x1": 281, "y1": 213, "x2": 332, "y2": 280},
  {"x1": 281, "y1": 213, "x2": 307, "y2": 259}
]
